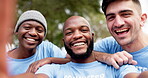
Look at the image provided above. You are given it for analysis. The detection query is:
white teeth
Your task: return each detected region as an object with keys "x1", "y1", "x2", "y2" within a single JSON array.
[
  {"x1": 116, "y1": 29, "x2": 128, "y2": 33},
  {"x1": 27, "y1": 38, "x2": 35, "y2": 41},
  {"x1": 73, "y1": 42, "x2": 85, "y2": 46}
]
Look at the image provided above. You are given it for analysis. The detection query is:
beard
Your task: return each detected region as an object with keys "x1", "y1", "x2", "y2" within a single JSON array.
[{"x1": 64, "y1": 39, "x2": 94, "y2": 60}]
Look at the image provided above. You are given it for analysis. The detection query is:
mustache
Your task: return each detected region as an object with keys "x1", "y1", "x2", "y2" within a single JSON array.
[{"x1": 64, "y1": 38, "x2": 94, "y2": 60}]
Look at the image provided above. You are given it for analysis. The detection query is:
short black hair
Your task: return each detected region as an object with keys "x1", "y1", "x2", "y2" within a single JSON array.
[{"x1": 102, "y1": 0, "x2": 141, "y2": 14}]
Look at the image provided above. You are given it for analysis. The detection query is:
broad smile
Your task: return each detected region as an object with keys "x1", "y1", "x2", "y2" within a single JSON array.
[
  {"x1": 69, "y1": 40, "x2": 88, "y2": 54},
  {"x1": 115, "y1": 28, "x2": 129, "y2": 35},
  {"x1": 26, "y1": 38, "x2": 36, "y2": 41},
  {"x1": 24, "y1": 37, "x2": 39, "y2": 44},
  {"x1": 70, "y1": 40, "x2": 87, "y2": 48},
  {"x1": 73, "y1": 42, "x2": 85, "y2": 47}
]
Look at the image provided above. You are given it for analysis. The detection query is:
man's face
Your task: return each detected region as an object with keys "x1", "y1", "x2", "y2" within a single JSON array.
[
  {"x1": 16, "y1": 20, "x2": 45, "y2": 50},
  {"x1": 105, "y1": 1, "x2": 144, "y2": 46},
  {"x1": 63, "y1": 17, "x2": 94, "y2": 59}
]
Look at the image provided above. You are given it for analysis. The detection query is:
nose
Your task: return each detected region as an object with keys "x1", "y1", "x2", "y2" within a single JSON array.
[
  {"x1": 28, "y1": 28, "x2": 37, "y2": 37},
  {"x1": 113, "y1": 15, "x2": 125, "y2": 28},
  {"x1": 73, "y1": 30, "x2": 83, "y2": 40}
]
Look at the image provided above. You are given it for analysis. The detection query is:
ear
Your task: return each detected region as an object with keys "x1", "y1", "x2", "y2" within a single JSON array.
[
  {"x1": 140, "y1": 13, "x2": 147, "y2": 27},
  {"x1": 62, "y1": 38, "x2": 64, "y2": 42},
  {"x1": 92, "y1": 32, "x2": 94, "y2": 37}
]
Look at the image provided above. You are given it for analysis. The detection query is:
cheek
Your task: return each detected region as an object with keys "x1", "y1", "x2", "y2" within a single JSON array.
[
  {"x1": 64, "y1": 37, "x2": 70, "y2": 43},
  {"x1": 39, "y1": 33, "x2": 45, "y2": 39},
  {"x1": 107, "y1": 23, "x2": 112, "y2": 31},
  {"x1": 64, "y1": 35, "x2": 72, "y2": 40}
]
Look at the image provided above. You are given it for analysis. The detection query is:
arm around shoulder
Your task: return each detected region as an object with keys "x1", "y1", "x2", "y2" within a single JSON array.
[{"x1": 10, "y1": 73, "x2": 49, "y2": 78}]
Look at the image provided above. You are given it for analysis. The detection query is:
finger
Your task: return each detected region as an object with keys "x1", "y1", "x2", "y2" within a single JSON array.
[
  {"x1": 111, "y1": 59, "x2": 120, "y2": 69},
  {"x1": 28, "y1": 62, "x2": 37, "y2": 73},
  {"x1": 26, "y1": 64, "x2": 33, "y2": 73},
  {"x1": 34, "y1": 63, "x2": 41, "y2": 73},
  {"x1": 131, "y1": 60, "x2": 137, "y2": 65},
  {"x1": 122, "y1": 51, "x2": 133, "y2": 64},
  {"x1": 117, "y1": 52, "x2": 129, "y2": 64},
  {"x1": 113, "y1": 54, "x2": 124, "y2": 66}
]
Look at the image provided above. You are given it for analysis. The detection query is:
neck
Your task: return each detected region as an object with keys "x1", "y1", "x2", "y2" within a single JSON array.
[
  {"x1": 8, "y1": 46, "x2": 36, "y2": 59},
  {"x1": 122, "y1": 32, "x2": 148, "y2": 52},
  {"x1": 71, "y1": 51, "x2": 96, "y2": 63}
]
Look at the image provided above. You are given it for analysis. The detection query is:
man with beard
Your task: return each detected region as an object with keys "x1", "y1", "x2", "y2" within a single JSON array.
[{"x1": 33, "y1": 16, "x2": 145, "y2": 78}]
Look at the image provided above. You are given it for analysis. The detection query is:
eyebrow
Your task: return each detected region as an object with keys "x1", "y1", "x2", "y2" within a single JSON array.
[
  {"x1": 106, "y1": 10, "x2": 133, "y2": 17},
  {"x1": 64, "y1": 28, "x2": 72, "y2": 32},
  {"x1": 64, "y1": 25, "x2": 89, "y2": 31},
  {"x1": 106, "y1": 13, "x2": 114, "y2": 17},
  {"x1": 119, "y1": 10, "x2": 133, "y2": 13}
]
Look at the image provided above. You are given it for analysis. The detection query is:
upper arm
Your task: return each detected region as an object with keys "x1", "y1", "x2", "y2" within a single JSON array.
[
  {"x1": 36, "y1": 73, "x2": 49, "y2": 78},
  {"x1": 137, "y1": 71, "x2": 148, "y2": 78},
  {"x1": 124, "y1": 73, "x2": 139, "y2": 78}
]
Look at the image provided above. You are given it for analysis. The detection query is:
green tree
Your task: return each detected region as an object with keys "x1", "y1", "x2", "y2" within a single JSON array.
[{"x1": 15, "y1": 0, "x2": 110, "y2": 47}]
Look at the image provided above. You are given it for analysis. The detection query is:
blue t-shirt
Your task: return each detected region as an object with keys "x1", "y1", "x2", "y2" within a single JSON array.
[
  {"x1": 7, "y1": 40, "x2": 66, "y2": 75},
  {"x1": 36, "y1": 61, "x2": 139, "y2": 78},
  {"x1": 94, "y1": 36, "x2": 148, "y2": 72}
]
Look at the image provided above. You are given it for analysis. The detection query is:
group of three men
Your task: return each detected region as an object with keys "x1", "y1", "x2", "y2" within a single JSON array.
[{"x1": 8, "y1": 0, "x2": 148, "y2": 78}]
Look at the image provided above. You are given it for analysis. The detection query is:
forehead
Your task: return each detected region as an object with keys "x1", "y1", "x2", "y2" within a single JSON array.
[
  {"x1": 64, "y1": 17, "x2": 90, "y2": 31},
  {"x1": 106, "y1": 1, "x2": 137, "y2": 14},
  {"x1": 22, "y1": 20, "x2": 42, "y2": 25}
]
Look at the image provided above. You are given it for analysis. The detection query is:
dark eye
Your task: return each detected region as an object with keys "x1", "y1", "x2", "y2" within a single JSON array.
[
  {"x1": 107, "y1": 16, "x2": 115, "y2": 21},
  {"x1": 81, "y1": 29, "x2": 89, "y2": 33},
  {"x1": 23, "y1": 26, "x2": 31, "y2": 30},
  {"x1": 37, "y1": 29, "x2": 44, "y2": 33},
  {"x1": 81, "y1": 27, "x2": 89, "y2": 33},
  {"x1": 36, "y1": 26, "x2": 44, "y2": 33},
  {"x1": 121, "y1": 13, "x2": 131, "y2": 17},
  {"x1": 65, "y1": 31, "x2": 72, "y2": 35},
  {"x1": 37, "y1": 28, "x2": 44, "y2": 33}
]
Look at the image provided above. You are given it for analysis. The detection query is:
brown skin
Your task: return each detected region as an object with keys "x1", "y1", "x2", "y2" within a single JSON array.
[
  {"x1": 26, "y1": 57, "x2": 70, "y2": 73},
  {"x1": 29, "y1": 16, "x2": 148, "y2": 78},
  {"x1": 32, "y1": 16, "x2": 96, "y2": 77},
  {"x1": 25, "y1": 0, "x2": 147, "y2": 71},
  {"x1": 8, "y1": 21, "x2": 45, "y2": 59},
  {"x1": 63, "y1": 16, "x2": 95, "y2": 63},
  {"x1": 138, "y1": 71, "x2": 148, "y2": 78},
  {"x1": 8, "y1": 20, "x2": 71, "y2": 74},
  {"x1": 14, "y1": 0, "x2": 148, "y2": 74},
  {"x1": 12, "y1": 16, "x2": 148, "y2": 78}
]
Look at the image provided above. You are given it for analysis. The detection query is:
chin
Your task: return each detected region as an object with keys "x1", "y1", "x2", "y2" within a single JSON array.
[{"x1": 64, "y1": 39, "x2": 94, "y2": 60}]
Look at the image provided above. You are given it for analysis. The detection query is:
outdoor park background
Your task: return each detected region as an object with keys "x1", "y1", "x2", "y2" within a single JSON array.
[{"x1": 8, "y1": 0, "x2": 148, "y2": 50}]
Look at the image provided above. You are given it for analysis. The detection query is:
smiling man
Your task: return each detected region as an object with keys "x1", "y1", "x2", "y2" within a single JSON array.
[
  {"x1": 33, "y1": 16, "x2": 145, "y2": 78},
  {"x1": 7, "y1": 10, "x2": 66, "y2": 75},
  {"x1": 94, "y1": 0, "x2": 148, "y2": 72}
]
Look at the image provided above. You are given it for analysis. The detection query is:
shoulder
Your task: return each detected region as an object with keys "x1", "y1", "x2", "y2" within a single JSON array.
[
  {"x1": 37, "y1": 64, "x2": 61, "y2": 72},
  {"x1": 95, "y1": 36, "x2": 117, "y2": 44},
  {"x1": 39, "y1": 40, "x2": 53, "y2": 46},
  {"x1": 94, "y1": 36, "x2": 122, "y2": 48},
  {"x1": 38, "y1": 40, "x2": 60, "y2": 49},
  {"x1": 117, "y1": 64, "x2": 139, "y2": 78}
]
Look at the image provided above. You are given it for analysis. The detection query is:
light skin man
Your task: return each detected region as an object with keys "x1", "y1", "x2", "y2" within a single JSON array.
[{"x1": 94, "y1": 0, "x2": 148, "y2": 70}]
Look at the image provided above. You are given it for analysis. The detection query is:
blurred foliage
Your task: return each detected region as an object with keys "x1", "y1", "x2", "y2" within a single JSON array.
[{"x1": 15, "y1": 0, "x2": 110, "y2": 47}]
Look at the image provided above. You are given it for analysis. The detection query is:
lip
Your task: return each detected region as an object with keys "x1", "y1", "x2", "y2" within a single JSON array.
[
  {"x1": 70, "y1": 40, "x2": 87, "y2": 46},
  {"x1": 114, "y1": 28, "x2": 129, "y2": 37},
  {"x1": 24, "y1": 37, "x2": 39, "y2": 44}
]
